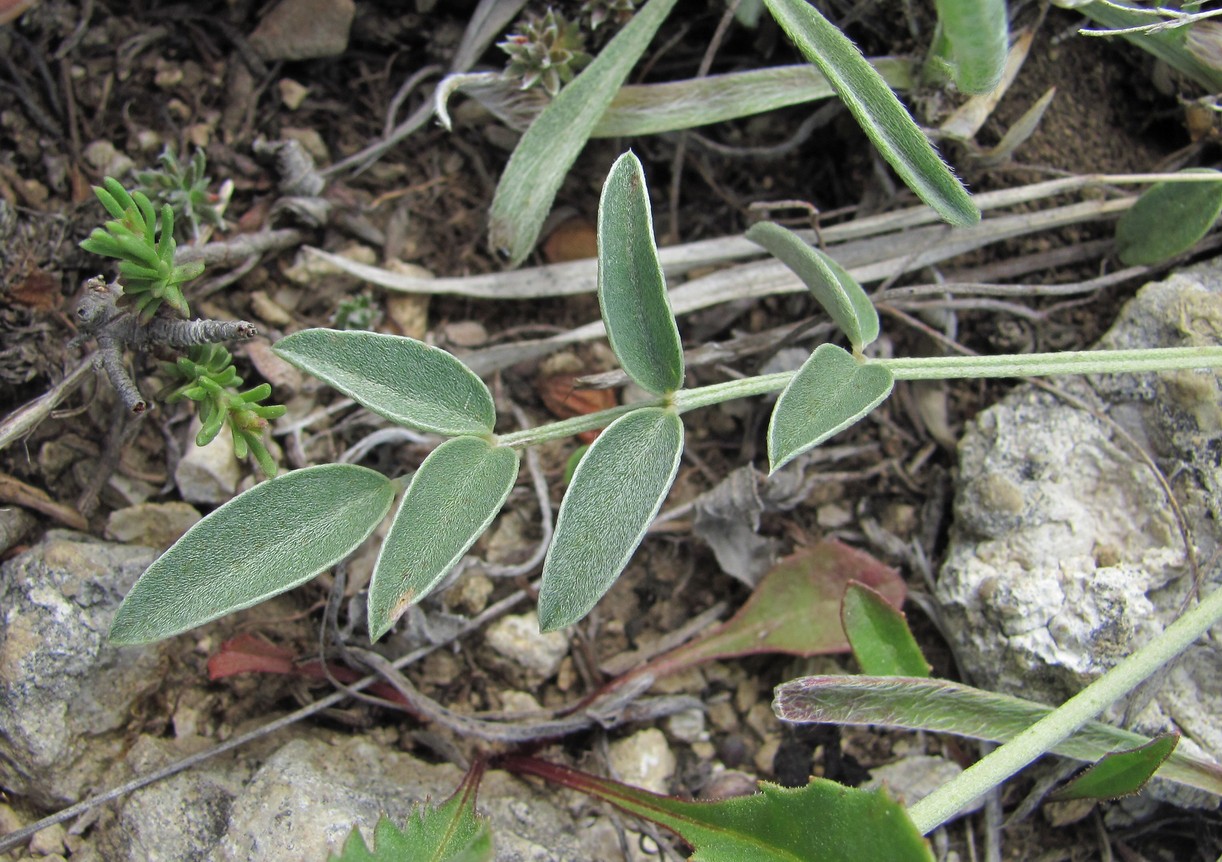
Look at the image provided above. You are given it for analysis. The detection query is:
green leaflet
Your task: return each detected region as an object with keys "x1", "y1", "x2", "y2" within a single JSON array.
[
  {"x1": 762, "y1": 0, "x2": 979, "y2": 227},
  {"x1": 1051, "y1": 734, "x2": 1180, "y2": 802},
  {"x1": 933, "y1": 0, "x2": 1009, "y2": 94},
  {"x1": 489, "y1": 0, "x2": 680, "y2": 265},
  {"x1": 1115, "y1": 169, "x2": 1222, "y2": 265},
  {"x1": 768, "y1": 344, "x2": 894, "y2": 473},
  {"x1": 773, "y1": 676, "x2": 1222, "y2": 797},
  {"x1": 745, "y1": 221, "x2": 878, "y2": 350},
  {"x1": 109, "y1": 465, "x2": 395, "y2": 644},
  {"x1": 598, "y1": 152, "x2": 685, "y2": 395},
  {"x1": 539, "y1": 407, "x2": 683, "y2": 631},
  {"x1": 275, "y1": 329, "x2": 496, "y2": 437},
  {"x1": 841, "y1": 581, "x2": 931, "y2": 677},
  {"x1": 330, "y1": 764, "x2": 492, "y2": 862},
  {"x1": 368, "y1": 437, "x2": 519, "y2": 641}
]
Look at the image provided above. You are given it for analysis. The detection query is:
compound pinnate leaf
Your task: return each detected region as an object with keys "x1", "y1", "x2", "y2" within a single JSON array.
[
  {"x1": 762, "y1": 0, "x2": 979, "y2": 227},
  {"x1": 368, "y1": 437, "x2": 519, "y2": 640},
  {"x1": 539, "y1": 407, "x2": 683, "y2": 631},
  {"x1": 746, "y1": 221, "x2": 878, "y2": 349},
  {"x1": 275, "y1": 329, "x2": 496, "y2": 436},
  {"x1": 773, "y1": 676, "x2": 1222, "y2": 797},
  {"x1": 1115, "y1": 169, "x2": 1222, "y2": 265},
  {"x1": 842, "y1": 581, "x2": 930, "y2": 677},
  {"x1": 933, "y1": 0, "x2": 1009, "y2": 94},
  {"x1": 109, "y1": 465, "x2": 395, "y2": 645},
  {"x1": 598, "y1": 152, "x2": 684, "y2": 395},
  {"x1": 768, "y1": 344, "x2": 894, "y2": 473},
  {"x1": 330, "y1": 764, "x2": 492, "y2": 862},
  {"x1": 1051, "y1": 734, "x2": 1180, "y2": 802},
  {"x1": 507, "y1": 758, "x2": 933, "y2": 862},
  {"x1": 489, "y1": 0, "x2": 681, "y2": 265}
]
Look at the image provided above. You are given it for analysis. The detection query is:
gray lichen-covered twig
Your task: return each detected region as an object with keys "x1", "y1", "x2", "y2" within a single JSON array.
[{"x1": 71, "y1": 275, "x2": 258, "y2": 414}]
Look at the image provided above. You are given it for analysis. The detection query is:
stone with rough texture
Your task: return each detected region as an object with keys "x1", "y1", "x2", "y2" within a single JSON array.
[
  {"x1": 249, "y1": 0, "x2": 355, "y2": 61},
  {"x1": 863, "y1": 755, "x2": 976, "y2": 813},
  {"x1": 213, "y1": 735, "x2": 584, "y2": 861},
  {"x1": 936, "y1": 263, "x2": 1222, "y2": 808},
  {"x1": 608, "y1": 728, "x2": 676, "y2": 795},
  {"x1": 484, "y1": 613, "x2": 570, "y2": 679},
  {"x1": 174, "y1": 419, "x2": 241, "y2": 504},
  {"x1": 92, "y1": 735, "x2": 250, "y2": 862},
  {"x1": 104, "y1": 501, "x2": 201, "y2": 550},
  {"x1": 0, "y1": 532, "x2": 165, "y2": 807}
]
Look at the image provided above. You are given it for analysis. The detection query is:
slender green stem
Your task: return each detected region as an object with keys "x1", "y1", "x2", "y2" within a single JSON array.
[
  {"x1": 496, "y1": 346, "x2": 1222, "y2": 449},
  {"x1": 907, "y1": 579, "x2": 1222, "y2": 834},
  {"x1": 498, "y1": 400, "x2": 661, "y2": 448},
  {"x1": 883, "y1": 345, "x2": 1222, "y2": 380}
]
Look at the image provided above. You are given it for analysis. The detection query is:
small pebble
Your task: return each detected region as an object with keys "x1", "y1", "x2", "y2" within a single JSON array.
[
  {"x1": 175, "y1": 419, "x2": 240, "y2": 504},
  {"x1": 484, "y1": 613, "x2": 569, "y2": 678},
  {"x1": 105, "y1": 502, "x2": 201, "y2": 551},
  {"x1": 278, "y1": 78, "x2": 310, "y2": 110},
  {"x1": 816, "y1": 502, "x2": 854, "y2": 529},
  {"x1": 608, "y1": 728, "x2": 676, "y2": 795}
]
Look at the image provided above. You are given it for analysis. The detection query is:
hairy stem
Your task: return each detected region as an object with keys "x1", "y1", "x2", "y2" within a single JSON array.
[{"x1": 496, "y1": 346, "x2": 1222, "y2": 448}]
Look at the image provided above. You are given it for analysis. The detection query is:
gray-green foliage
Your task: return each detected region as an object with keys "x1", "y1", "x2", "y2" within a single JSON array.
[
  {"x1": 111, "y1": 150, "x2": 1222, "y2": 652},
  {"x1": 110, "y1": 464, "x2": 395, "y2": 644},
  {"x1": 487, "y1": 0, "x2": 979, "y2": 265},
  {"x1": 369, "y1": 437, "x2": 519, "y2": 639},
  {"x1": 762, "y1": 0, "x2": 979, "y2": 227}
]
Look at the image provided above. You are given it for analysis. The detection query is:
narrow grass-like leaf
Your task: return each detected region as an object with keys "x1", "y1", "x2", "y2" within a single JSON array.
[
  {"x1": 1051, "y1": 734, "x2": 1180, "y2": 802},
  {"x1": 746, "y1": 221, "x2": 878, "y2": 349},
  {"x1": 842, "y1": 581, "x2": 930, "y2": 677},
  {"x1": 489, "y1": 0, "x2": 680, "y2": 265},
  {"x1": 330, "y1": 762, "x2": 492, "y2": 862},
  {"x1": 506, "y1": 757, "x2": 933, "y2": 862},
  {"x1": 591, "y1": 59, "x2": 914, "y2": 136},
  {"x1": 539, "y1": 407, "x2": 683, "y2": 631},
  {"x1": 109, "y1": 465, "x2": 395, "y2": 645},
  {"x1": 762, "y1": 0, "x2": 979, "y2": 227},
  {"x1": 773, "y1": 676, "x2": 1222, "y2": 796},
  {"x1": 275, "y1": 329, "x2": 496, "y2": 436},
  {"x1": 933, "y1": 0, "x2": 1009, "y2": 94},
  {"x1": 1115, "y1": 169, "x2": 1222, "y2": 265},
  {"x1": 768, "y1": 344, "x2": 894, "y2": 473},
  {"x1": 368, "y1": 437, "x2": 519, "y2": 640},
  {"x1": 598, "y1": 152, "x2": 684, "y2": 395}
]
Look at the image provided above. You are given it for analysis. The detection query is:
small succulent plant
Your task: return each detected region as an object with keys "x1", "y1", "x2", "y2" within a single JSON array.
[
  {"x1": 498, "y1": 8, "x2": 592, "y2": 96},
  {"x1": 134, "y1": 147, "x2": 225, "y2": 241},
  {"x1": 79, "y1": 178, "x2": 204, "y2": 320},
  {"x1": 160, "y1": 343, "x2": 285, "y2": 477}
]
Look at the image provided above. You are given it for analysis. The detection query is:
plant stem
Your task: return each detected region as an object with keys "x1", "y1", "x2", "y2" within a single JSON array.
[
  {"x1": 882, "y1": 345, "x2": 1222, "y2": 380},
  {"x1": 906, "y1": 579, "x2": 1222, "y2": 834},
  {"x1": 496, "y1": 346, "x2": 1222, "y2": 449}
]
